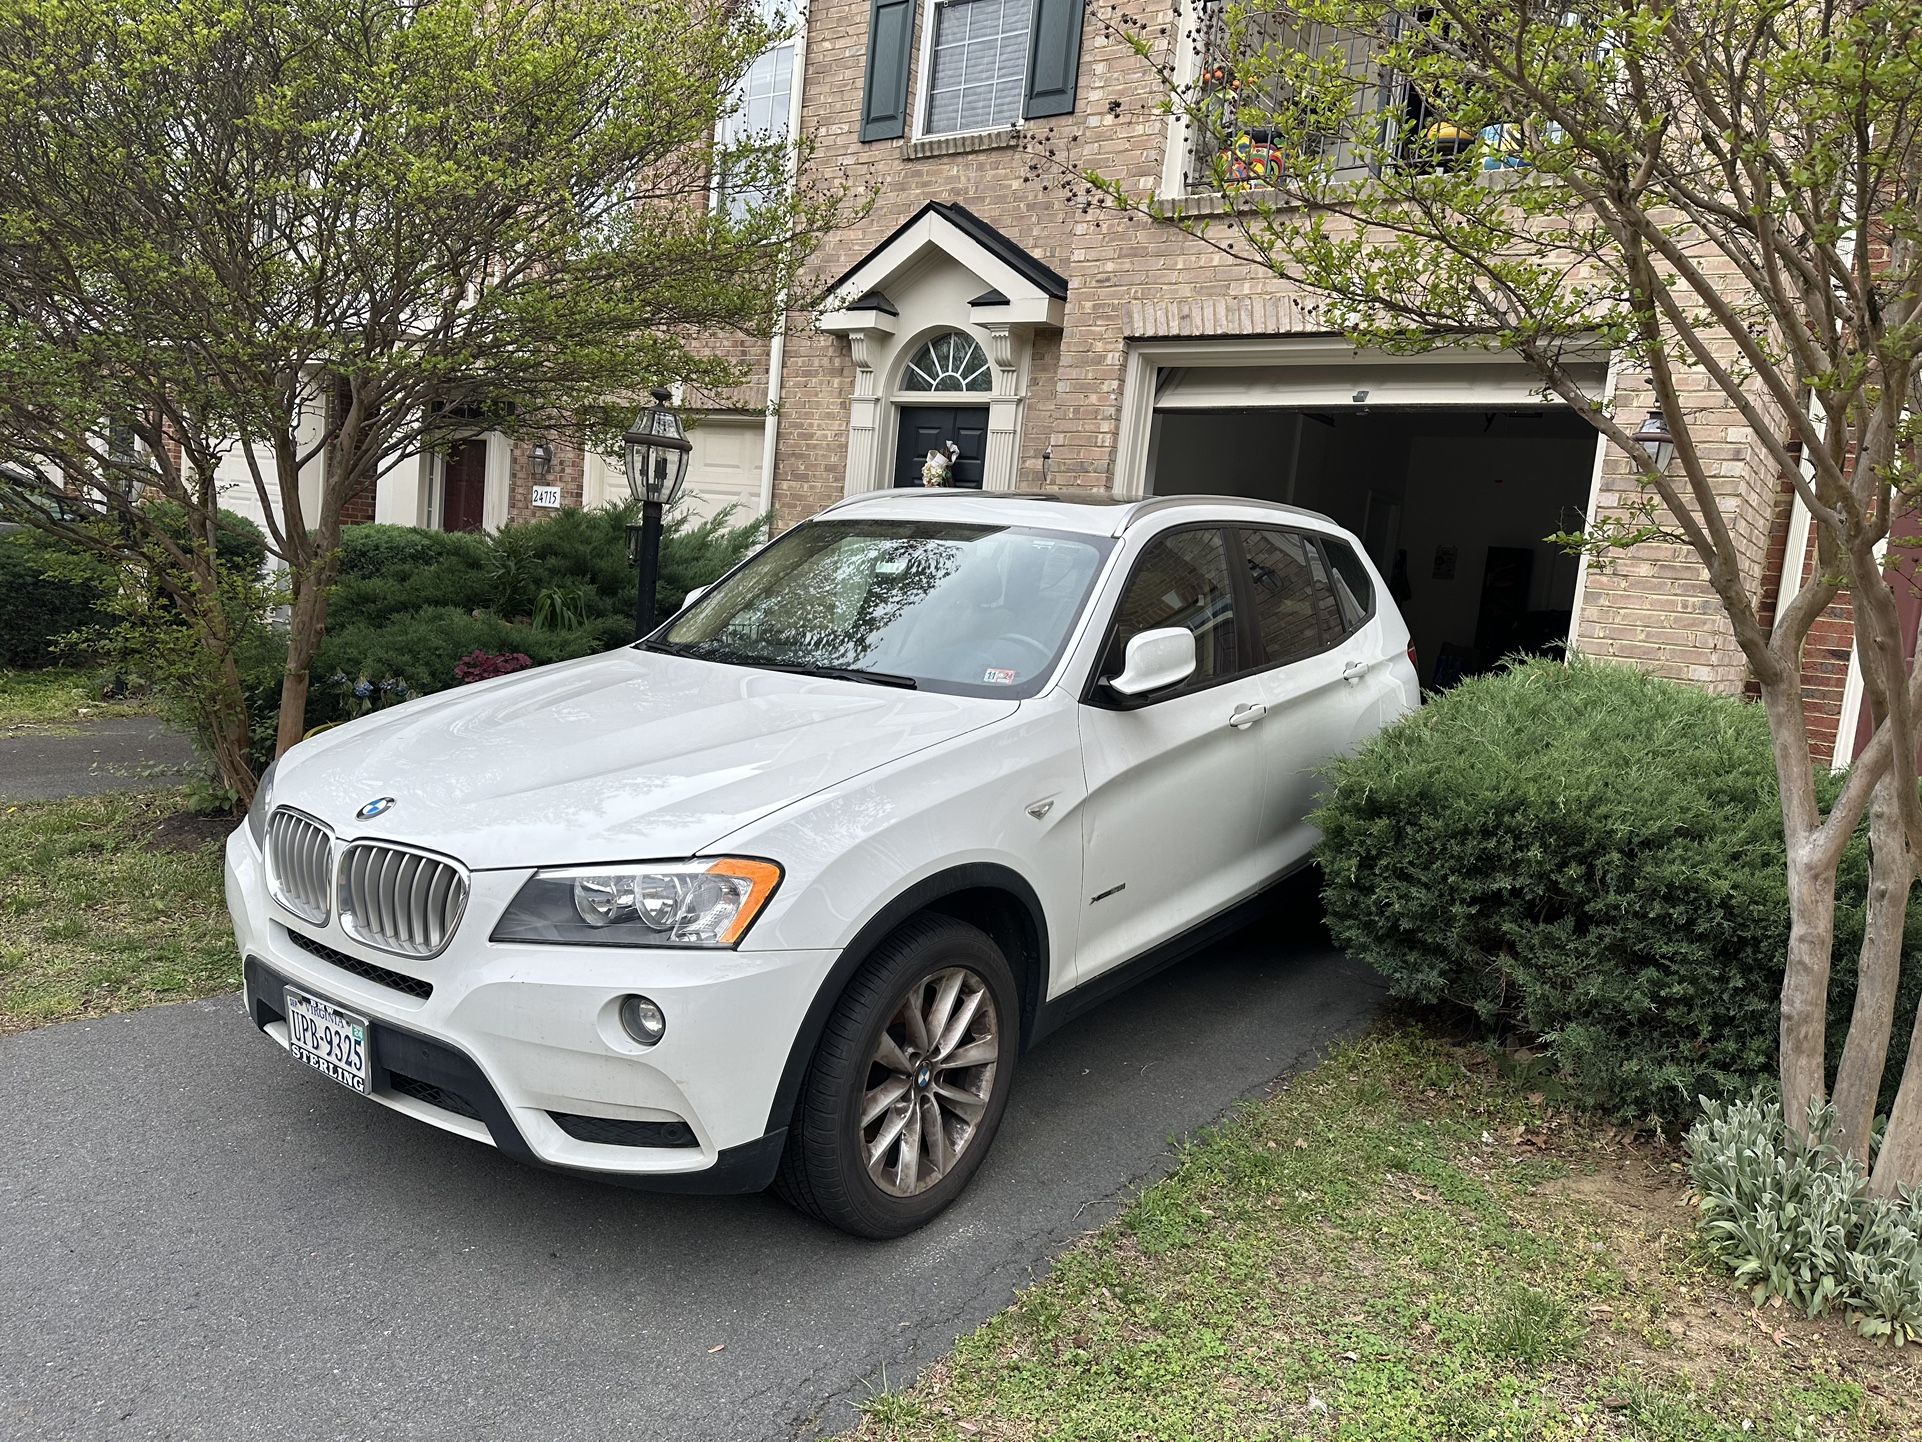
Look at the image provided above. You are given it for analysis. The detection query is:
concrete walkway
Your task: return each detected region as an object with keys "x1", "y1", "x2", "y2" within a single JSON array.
[{"x1": 0, "y1": 716, "x2": 200, "y2": 802}]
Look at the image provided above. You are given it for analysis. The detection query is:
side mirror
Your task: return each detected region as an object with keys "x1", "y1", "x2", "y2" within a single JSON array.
[
  {"x1": 1107, "y1": 626, "x2": 1197, "y2": 698},
  {"x1": 680, "y1": 584, "x2": 709, "y2": 611}
]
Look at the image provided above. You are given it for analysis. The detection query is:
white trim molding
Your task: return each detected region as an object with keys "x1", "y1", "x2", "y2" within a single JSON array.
[
  {"x1": 820, "y1": 308, "x2": 900, "y2": 498},
  {"x1": 1114, "y1": 335, "x2": 1614, "y2": 500}
]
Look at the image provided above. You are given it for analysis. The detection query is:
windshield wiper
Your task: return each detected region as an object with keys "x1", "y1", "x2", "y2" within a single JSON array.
[
  {"x1": 637, "y1": 640, "x2": 918, "y2": 688},
  {"x1": 752, "y1": 662, "x2": 920, "y2": 689}
]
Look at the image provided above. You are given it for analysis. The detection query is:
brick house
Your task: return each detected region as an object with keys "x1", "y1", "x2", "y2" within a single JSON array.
[{"x1": 657, "y1": 0, "x2": 1867, "y2": 766}]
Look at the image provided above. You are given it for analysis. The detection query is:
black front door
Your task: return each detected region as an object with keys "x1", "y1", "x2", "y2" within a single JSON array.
[{"x1": 893, "y1": 406, "x2": 988, "y2": 488}]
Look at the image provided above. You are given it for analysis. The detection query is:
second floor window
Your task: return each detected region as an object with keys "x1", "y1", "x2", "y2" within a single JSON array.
[
  {"x1": 922, "y1": 0, "x2": 1035, "y2": 136},
  {"x1": 718, "y1": 3, "x2": 796, "y2": 219}
]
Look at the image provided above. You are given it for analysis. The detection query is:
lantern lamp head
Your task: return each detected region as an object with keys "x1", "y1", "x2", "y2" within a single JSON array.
[
  {"x1": 1634, "y1": 409, "x2": 1677, "y2": 474},
  {"x1": 622, "y1": 387, "x2": 692, "y2": 508},
  {"x1": 529, "y1": 442, "x2": 554, "y2": 478}
]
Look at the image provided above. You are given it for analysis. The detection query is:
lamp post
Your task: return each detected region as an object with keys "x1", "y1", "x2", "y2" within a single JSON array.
[
  {"x1": 622, "y1": 387, "x2": 692, "y2": 638},
  {"x1": 1634, "y1": 409, "x2": 1677, "y2": 474}
]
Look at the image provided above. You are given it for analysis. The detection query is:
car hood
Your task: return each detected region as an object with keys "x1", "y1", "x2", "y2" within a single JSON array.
[{"x1": 273, "y1": 648, "x2": 1016, "y2": 870}]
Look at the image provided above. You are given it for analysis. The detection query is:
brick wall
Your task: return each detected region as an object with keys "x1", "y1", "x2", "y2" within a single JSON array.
[{"x1": 505, "y1": 436, "x2": 588, "y2": 526}]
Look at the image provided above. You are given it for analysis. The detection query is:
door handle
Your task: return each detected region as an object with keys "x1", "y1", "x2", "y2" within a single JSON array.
[
  {"x1": 1228, "y1": 702, "x2": 1268, "y2": 729},
  {"x1": 1342, "y1": 660, "x2": 1369, "y2": 685}
]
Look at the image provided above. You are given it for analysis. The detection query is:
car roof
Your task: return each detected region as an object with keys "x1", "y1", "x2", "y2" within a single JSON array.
[{"x1": 816, "y1": 489, "x2": 1341, "y2": 538}]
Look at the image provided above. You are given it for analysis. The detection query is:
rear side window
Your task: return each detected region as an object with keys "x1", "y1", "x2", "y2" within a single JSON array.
[
  {"x1": 1237, "y1": 528, "x2": 1334, "y2": 666},
  {"x1": 1103, "y1": 528, "x2": 1240, "y2": 688},
  {"x1": 1318, "y1": 537, "x2": 1375, "y2": 636}
]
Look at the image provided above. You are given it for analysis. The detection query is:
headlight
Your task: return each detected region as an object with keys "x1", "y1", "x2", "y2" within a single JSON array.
[
  {"x1": 491, "y1": 857, "x2": 782, "y2": 948},
  {"x1": 245, "y1": 758, "x2": 279, "y2": 849}
]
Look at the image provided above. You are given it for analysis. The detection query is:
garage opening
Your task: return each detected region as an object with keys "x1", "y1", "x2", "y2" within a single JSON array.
[{"x1": 1149, "y1": 405, "x2": 1597, "y2": 689}]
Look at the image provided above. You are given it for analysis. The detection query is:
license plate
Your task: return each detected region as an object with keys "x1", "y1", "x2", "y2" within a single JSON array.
[{"x1": 284, "y1": 987, "x2": 373, "y2": 1094}]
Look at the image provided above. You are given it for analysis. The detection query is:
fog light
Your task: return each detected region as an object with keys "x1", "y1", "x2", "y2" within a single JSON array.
[{"x1": 619, "y1": 994, "x2": 666, "y2": 1046}]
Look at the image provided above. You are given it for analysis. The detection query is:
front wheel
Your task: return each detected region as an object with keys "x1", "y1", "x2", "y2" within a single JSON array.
[{"x1": 774, "y1": 915, "x2": 1019, "y2": 1237}]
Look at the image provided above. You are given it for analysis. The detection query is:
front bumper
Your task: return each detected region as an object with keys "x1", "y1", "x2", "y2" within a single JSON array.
[{"x1": 226, "y1": 830, "x2": 837, "y2": 1192}]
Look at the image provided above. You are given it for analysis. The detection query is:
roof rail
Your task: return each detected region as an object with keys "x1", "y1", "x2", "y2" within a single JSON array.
[
  {"x1": 1118, "y1": 494, "x2": 1331, "y2": 529},
  {"x1": 822, "y1": 488, "x2": 1130, "y2": 512}
]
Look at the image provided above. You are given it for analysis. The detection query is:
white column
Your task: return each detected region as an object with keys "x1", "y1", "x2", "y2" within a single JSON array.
[
  {"x1": 843, "y1": 331, "x2": 886, "y2": 496},
  {"x1": 980, "y1": 324, "x2": 1024, "y2": 492}
]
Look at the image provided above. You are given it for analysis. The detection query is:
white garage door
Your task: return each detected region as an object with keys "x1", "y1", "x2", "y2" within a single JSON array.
[{"x1": 682, "y1": 417, "x2": 766, "y2": 524}]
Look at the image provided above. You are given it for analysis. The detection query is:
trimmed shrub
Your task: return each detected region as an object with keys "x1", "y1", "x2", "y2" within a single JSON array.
[
  {"x1": 310, "y1": 607, "x2": 594, "y2": 724},
  {"x1": 1315, "y1": 657, "x2": 1922, "y2": 1121},
  {"x1": 0, "y1": 530, "x2": 112, "y2": 667},
  {"x1": 1687, "y1": 1091, "x2": 1922, "y2": 1344},
  {"x1": 335, "y1": 523, "x2": 485, "y2": 581}
]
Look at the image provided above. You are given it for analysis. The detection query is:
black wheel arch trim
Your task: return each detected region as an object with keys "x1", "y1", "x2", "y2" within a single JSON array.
[{"x1": 762, "y1": 862, "x2": 1050, "y2": 1135}]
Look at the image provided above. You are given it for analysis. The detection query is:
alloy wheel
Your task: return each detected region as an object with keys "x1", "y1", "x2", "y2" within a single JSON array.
[{"x1": 859, "y1": 966, "x2": 1000, "y2": 1197}]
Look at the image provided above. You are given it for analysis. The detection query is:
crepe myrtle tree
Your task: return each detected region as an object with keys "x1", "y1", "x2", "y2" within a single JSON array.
[
  {"x1": 0, "y1": 0, "x2": 839, "y2": 794},
  {"x1": 1063, "y1": 0, "x2": 1922, "y2": 1191}
]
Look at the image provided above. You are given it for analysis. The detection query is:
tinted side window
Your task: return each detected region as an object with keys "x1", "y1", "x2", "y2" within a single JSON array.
[
  {"x1": 1238, "y1": 528, "x2": 1334, "y2": 666},
  {"x1": 1104, "y1": 528, "x2": 1239, "y2": 687},
  {"x1": 1319, "y1": 537, "x2": 1375, "y2": 636}
]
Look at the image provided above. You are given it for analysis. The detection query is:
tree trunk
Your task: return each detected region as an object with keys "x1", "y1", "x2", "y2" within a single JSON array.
[
  {"x1": 170, "y1": 544, "x2": 259, "y2": 807},
  {"x1": 275, "y1": 516, "x2": 350, "y2": 757},
  {"x1": 275, "y1": 572, "x2": 327, "y2": 757},
  {"x1": 1760, "y1": 680, "x2": 1843, "y2": 1133},
  {"x1": 1831, "y1": 774, "x2": 1912, "y2": 1161},
  {"x1": 1780, "y1": 845, "x2": 1842, "y2": 1130},
  {"x1": 204, "y1": 665, "x2": 256, "y2": 804},
  {"x1": 1870, "y1": 998, "x2": 1922, "y2": 1195}
]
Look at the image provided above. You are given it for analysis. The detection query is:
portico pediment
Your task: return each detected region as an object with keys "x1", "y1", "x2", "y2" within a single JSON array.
[{"x1": 819, "y1": 203, "x2": 1066, "y2": 334}]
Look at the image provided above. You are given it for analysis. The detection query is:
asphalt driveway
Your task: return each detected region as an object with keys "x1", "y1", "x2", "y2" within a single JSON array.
[
  {"x1": 0, "y1": 717, "x2": 199, "y2": 802},
  {"x1": 0, "y1": 907, "x2": 1381, "y2": 1442}
]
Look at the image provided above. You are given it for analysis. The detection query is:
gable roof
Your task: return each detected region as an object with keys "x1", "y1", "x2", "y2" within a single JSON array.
[{"x1": 825, "y1": 201, "x2": 1068, "y2": 304}]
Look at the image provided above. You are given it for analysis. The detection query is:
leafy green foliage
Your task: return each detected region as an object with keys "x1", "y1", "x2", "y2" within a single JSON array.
[
  {"x1": 141, "y1": 501, "x2": 268, "y2": 579},
  {"x1": 532, "y1": 583, "x2": 590, "y2": 632},
  {"x1": 0, "y1": 529, "x2": 111, "y2": 667},
  {"x1": 1315, "y1": 659, "x2": 1922, "y2": 1121},
  {"x1": 333, "y1": 524, "x2": 485, "y2": 582},
  {"x1": 1688, "y1": 1092, "x2": 1922, "y2": 1345}
]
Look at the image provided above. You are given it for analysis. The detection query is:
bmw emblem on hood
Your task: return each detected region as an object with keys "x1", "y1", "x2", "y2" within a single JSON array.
[{"x1": 357, "y1": 797, "x2": 396, "y2": 820}]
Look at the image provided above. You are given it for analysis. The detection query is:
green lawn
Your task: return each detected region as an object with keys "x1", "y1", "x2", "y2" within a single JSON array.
[
  {"x1": 0, "y1": 666, "x2": 153, "y2": 733},
  {"x1": 849, "y1": 1033, "x2": 1920, "y2": 1442},
  {"x1": 0, "y1": 789, "x2": 238, "y2": 1031}
]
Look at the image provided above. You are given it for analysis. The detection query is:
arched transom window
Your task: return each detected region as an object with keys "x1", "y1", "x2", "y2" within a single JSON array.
[{"x1": 901, "y1": 331, "x2": 992, "y2": 393}]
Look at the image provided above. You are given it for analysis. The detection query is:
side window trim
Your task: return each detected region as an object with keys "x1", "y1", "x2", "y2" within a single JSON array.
[{"x1": 1080, "y1": 522, "x2": 1259, "y2": 710}]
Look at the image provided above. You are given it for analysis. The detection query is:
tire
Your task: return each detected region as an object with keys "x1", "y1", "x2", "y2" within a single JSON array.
[{"x1": 774, "y1": 914, "x2": 1020, "y2": 1238}]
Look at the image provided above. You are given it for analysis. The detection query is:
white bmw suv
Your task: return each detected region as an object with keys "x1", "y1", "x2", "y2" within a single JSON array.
[{"x1": 226, "y1": 491, "x2": 1416, "y2": 1236}]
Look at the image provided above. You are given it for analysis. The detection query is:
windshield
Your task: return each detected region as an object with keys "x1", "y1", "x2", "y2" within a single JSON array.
[{"x1": 656, "y1": 519, "x2": 1114, "y2": 698}]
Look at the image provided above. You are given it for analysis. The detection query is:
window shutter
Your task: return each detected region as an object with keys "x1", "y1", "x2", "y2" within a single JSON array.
[
  {"x1": 860, "y1": 0, "x2": 916, "y2": 142},
  {"x1": 1022, "y1": 0, "x2": 1084, "y2": 119}
]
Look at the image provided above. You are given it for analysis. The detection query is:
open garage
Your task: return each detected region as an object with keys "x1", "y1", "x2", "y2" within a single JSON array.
[{"x1": 1130, "y1": 345, "x2": 1606, "y2": 689}]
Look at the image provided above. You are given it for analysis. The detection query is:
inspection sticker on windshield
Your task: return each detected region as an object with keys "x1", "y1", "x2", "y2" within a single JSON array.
[{"x1": 983, "y1": 668, "x2": 1019, "y2": 685}]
